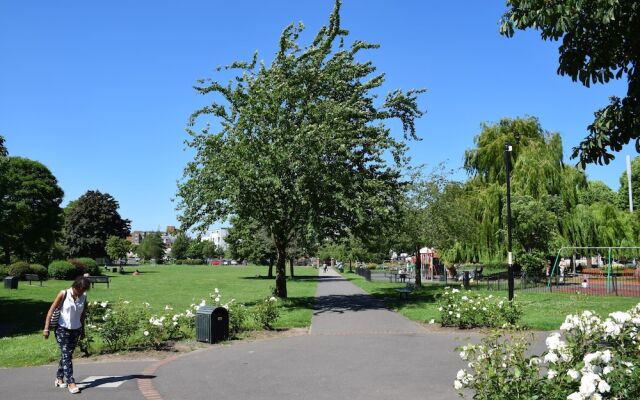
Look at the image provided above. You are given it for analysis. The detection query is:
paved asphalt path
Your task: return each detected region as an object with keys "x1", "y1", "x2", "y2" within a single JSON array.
[
  {"x1": 154, "y1": 268, "x2": 480, "y2": 400},
  {"x1": 0, "y1": 268, "x2": 490, "y2": 399}
]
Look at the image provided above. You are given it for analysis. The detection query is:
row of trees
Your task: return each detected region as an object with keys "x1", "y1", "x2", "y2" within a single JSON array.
[{"x1": 0, "y1": 135, "x2": 132, "y2": 264}]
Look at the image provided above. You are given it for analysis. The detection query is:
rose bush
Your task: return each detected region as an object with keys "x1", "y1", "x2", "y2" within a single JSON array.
[
  {"x1": 438, "y1": 287, "x2": 522, "y2": 328},
  {"x1": 455, "y1": 303, "x2": 640, "y2": 399}
]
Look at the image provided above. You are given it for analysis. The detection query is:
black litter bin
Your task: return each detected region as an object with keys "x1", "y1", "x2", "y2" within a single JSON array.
[
  {"x1": 4, "y1": 276, "x2": 19, "y2": 289},
  {"x1": 196, "y1": 306, "x2": 229, "y2": 343}
]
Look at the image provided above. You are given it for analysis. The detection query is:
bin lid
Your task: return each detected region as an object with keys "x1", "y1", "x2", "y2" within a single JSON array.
[{"x1": 196, "y1": 305, "x2": 216, "y2": 315}]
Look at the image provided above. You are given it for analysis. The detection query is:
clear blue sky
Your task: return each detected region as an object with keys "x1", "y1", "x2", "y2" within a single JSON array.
[{"x1": 0, "y1": 1, "x2": 631, "y2": 231}]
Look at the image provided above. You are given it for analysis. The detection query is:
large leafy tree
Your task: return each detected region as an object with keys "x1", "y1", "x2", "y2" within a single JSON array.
[
  {"x1": 178, "y1": 0, "x2": 424, "y2": 297},
  {"x1": 105, "y1": 235, "x2": 130, "y2": 268},
  {"x1": 63, "y1": 190, "x2": 131, "y2": 258},
  {"x1": 501, "y1": 1, "x2": 640, "y2": 167},
  {"x1": 170, "y1": 232, "x2": 192, "y2": 260},
  {"x1": 137, "y1": 232, "x2": 164, "y2": 262},
  {"x1": 0, "y1": 157, "x2": 64, "y2": 264}
]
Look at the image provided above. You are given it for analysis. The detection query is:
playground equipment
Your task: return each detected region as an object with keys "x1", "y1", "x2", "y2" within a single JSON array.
[{"x1": 547, "y1": 246, "x2": 640, "y2": 296}]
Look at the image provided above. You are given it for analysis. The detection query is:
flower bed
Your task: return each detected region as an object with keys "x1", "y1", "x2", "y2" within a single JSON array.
[
  {"x1": 80, "y1": 288, "x2": 280, "y2": 354},
  {"x1": 454, "y1": 303, "x2": 640, "y2": 399},
  {"x1": 437, "y1": 287, "x2": 522, "y2": 328}
]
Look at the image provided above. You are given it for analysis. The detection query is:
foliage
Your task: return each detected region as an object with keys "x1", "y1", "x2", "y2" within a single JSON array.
[
  {"x1": 105, "y1": 236, "x2": 130, "y2": 264},
  {"x1": 501, "y1": 1, "x2": 640, "y2": 167},
  {"x1": 170, "y1": 233, "x2": 191, "y2": 260},
  {"x1": 515, "y1": 249, "x2": 546, "y2": 275},
  {"x1": 177, "y1": 0, "x2": 424, "y2": 297},
  {"x1": 579, "y1": 180, "x2": 618, "y2": 207},
  {"x1": 62, "y1": 190, "x2": 130, "y2": 259},
  {"x1": 509, "y1": 195, "x2": 558, "y2": 254},
  {"x1": 455, "y1": 304, "x2": 640, "y2": 399},
  {"x1": 253, "y1": 297, "x2": 280, "y2": 330},
  {"x1": 29, "y1": 264, "x2": 48, "y2": 280},
  {"x1": 137, "y1": 232, "x2": 164, "y2": 262},
  {"x1": 617, "y1": 156, "x2": 640, "y2": 210},
  {"x1": 0, "y1": 264, "x2": 8, "y2": 278},
  {"x1": 8, "y1": 261, "x2": 31, "y2": 279},
  {"x1": 47, "y1": 260, "x2": 77, "y2": 280},
  {"x1": 175, "y1": 258, "x2": 207, "y2": 265},
  {"x1": 92, "y1": 300, "x2": 146, "y2": 352},
  {"x1": 228, "y1": 302, "x2": 250, "y2": 337},
  {"x1": 70, "y1": 257, "x2": 100, "y2": 276},
  {"x1": 438, "y1": 287, "x2": 522, "y2": 329},
  {"x1": 185, "y1": 240, "x2": 205, "y2": 260},
  {"x1": 0, "y1": 156, "x2": 64, "y2": 264}
]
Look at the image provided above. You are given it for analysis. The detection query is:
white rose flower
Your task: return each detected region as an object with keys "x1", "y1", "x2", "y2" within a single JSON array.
[
  {"x1": 567, "y1": 369, "x2": 580, "y2": 380},
  {"x1": 453, "y1": 380, "x2": 463, "y2": 390},
  {"x1": 100, "y1": 301, "x2": 108, "y2": 308},
  {"x1": 214, "y1": 288, "x2": 219, "y2": 294},
  {"x1": 143, "y1": 330, "x2": 149, "y2": 336},
  {"x1": 451, "y1": 288, "x2": 460, "y2": 293},
  {"x1": 597, "y1": 380, "x2": 610, "y2": 393},
  {"x1": 545, "y1": 332, "x2": 562, "y2": 350},
  {"x1": 610, "y1": 311, "x2": 631, "y2": 324},
  {"x1": 429, "y1": 319, "x2": 435, "y2": 324},
  {"x1": 567, "y1": 392, "x2": 582, "y2": 400},
  {"x1": 603, "y1": 366, "x2": 613, "y2": 375},
  {"x1": 544, "y1": 352, "x2": 559, "y2": 363},
  {"x1": 547, "y1": 369, "x2": 557, "y2": 379}
]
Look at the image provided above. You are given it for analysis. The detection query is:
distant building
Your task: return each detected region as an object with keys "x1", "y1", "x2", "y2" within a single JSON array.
[
  {"x1": 127, "y1": 226, "x2": 177, "y2": 247},
  {"x1": 202, "y1": 228, "x2": 229, "y2": 250}
]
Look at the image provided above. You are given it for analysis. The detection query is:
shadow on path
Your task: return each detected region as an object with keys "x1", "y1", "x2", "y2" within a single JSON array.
[
  {"x1": 313, "y1": 293, "x2": 389, "y2": 315},
  {"x1": 78, "y1": 374, "x2": 155, "y2": 389}
]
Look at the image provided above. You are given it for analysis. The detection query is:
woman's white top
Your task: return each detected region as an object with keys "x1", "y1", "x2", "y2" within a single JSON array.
[{"x1": 58, "y1": 288, "x2": 86, "y2": 330}]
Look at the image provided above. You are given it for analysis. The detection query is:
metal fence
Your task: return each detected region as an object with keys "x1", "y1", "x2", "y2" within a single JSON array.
[
  {"x1": 469, "y1": 271, "x2": 640, "y2": 297},
  {"x1": 355, "y1": 267, "x2": 371, "y2": 281}
]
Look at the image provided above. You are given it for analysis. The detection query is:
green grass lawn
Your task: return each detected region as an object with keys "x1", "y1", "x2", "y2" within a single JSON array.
[
  {"x1": 0, "y1": 264, "x2": 318, "y2": 368},
  {"x1": 343, "y1": 272, "x2": 640, "y2": 331}
]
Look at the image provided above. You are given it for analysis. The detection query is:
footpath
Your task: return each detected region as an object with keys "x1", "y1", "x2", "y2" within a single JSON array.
[{"x1": 0, "y1": 268, "x2": 480, "y2": 399}]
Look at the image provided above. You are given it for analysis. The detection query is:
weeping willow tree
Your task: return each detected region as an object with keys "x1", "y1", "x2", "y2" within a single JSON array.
[{"x1": 458, "y1": 117, "x2": 591, "y2": 263}]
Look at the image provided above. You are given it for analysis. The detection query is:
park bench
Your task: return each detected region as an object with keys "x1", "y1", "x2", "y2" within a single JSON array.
[
  {"x1": 395, "y1": 282, "x2": 414, "y2": 300},
  {"x1": 87, "y1": 276, "x2": 110, "y2": 288},
  {"x1": 24, "y1": 273, "x2": 43, "y2": 286}
]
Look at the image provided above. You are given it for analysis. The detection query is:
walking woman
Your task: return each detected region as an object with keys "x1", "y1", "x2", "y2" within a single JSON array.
[{"x1": 43, "y1": 276, "x2": 91, "y2": 394}]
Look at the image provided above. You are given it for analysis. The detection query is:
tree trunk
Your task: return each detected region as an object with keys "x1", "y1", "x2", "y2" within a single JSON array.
[
  {"x1": 275, "y1": 244, "x2": 288, "y2": 298},
  {"x1": 268, "y1": 257, "x2": 274, "y2": 278},
  {"x1": 349, "y1": 259, "x2": 352, "y2": 272},
  {"x1": 289, "y1": 258, "x2": 295, "y2": 278},
  {"x1": 3, "y1": 248, "x2": 10, "y2": 265},
  {"x1": 414, "y1": 246, "x2": 422, "y2": 288}
]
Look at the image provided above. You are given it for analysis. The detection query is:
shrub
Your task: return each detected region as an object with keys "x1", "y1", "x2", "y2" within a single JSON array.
[
  {"x1": 438, "y1": 287, "x2": 522, "y2": 329},
  {"x1": 455, "y1": 304, "x2": 640, "y2": 400},
  {"x1": 98, "y1": 300, "x2": 146, "y2": 352},
  {"x1": 8, "y1": 261, "x2": 31, "y2": 279},
  {"x1": 76, "y1": 257, "x2": 100, "y2": 275},
  {"x1": 29, "y1": 264, "x2": 48, "y2": 280},
  {"x1": 253, "y1": 296, "x2": 280, "y2": 330},
  {"x1": 48, "y1": 260, "x2": 77, "y2": 280},
  {"x1": 228, "y1": 303, "x2": 250, "y2": 337},
  {"x1": 0, "y1": 265, "x2": 8, "y2": 278}
]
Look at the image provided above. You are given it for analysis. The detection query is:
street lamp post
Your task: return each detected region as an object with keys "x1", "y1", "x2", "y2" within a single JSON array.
[{"x1": 504, "y1": 133, "x2": 520, "y2": 302}]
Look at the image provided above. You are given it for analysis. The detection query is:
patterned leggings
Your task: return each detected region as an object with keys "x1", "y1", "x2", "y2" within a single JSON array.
[{"x1": 55, "y1": 326, "x2": 81, "y2": 384}]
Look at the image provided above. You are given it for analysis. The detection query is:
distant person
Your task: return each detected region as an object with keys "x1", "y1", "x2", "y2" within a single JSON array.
[
  {"x1": 581, "y1": 279, "x2": 589, "y2": 289},
  {"x1": 43, "y1": 277, "x2": 91, "y2": 394},
  {"x1": 323, "y1": 263, "x2": 328, "y2": 273},
  {"x1": 399, "y1": 268, "x2": 406, "y2": 283}
]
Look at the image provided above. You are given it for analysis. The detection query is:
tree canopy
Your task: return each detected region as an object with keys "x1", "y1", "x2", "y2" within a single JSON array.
[
  {"x1": 501, "y1": 0, "x2": 640, "y2": 167},
  {"x1": 177, "y1": 0, "x2": 424, "y2": 297},
  {"x1": 63, "y1": 190, "x2": 131, "y2": 259},
  {"x1": 0, "y1": 156, "x2": 64, "y2": 264}
]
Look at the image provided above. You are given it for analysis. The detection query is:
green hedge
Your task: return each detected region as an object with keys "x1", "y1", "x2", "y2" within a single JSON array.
[
  {"x1": 48, "y1": 260, "x2": 77, "y2": 280},
  {"x1": 71, "y1": 257, "x2": 100, "y2": 275},
  {"x1": 175, "y1": 259, "x2": 206, "y2": 265},
  {"x1": 0, "y1": 264, "x2": 8, "y2": 278}
]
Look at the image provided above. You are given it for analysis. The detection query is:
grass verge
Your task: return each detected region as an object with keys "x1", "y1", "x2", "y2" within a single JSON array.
[{"x1": 0, "y1": 264, "x2": 318, "y2": 367}]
